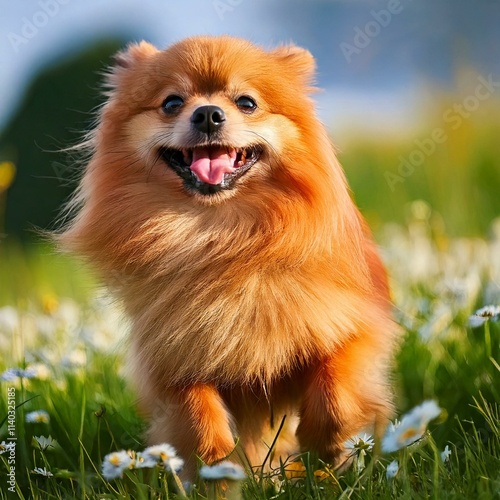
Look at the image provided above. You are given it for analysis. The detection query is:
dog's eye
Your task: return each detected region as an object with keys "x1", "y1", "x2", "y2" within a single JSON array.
[
  {"x1": 162, "y1": 95, "x2": 184, "y2": 114},
  {"x1": 236, "y1": 95, "x2": 257, "y2": 113}
]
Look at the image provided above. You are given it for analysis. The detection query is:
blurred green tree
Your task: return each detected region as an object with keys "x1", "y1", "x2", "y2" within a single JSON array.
[{"x1": 0, "y1": 40, "x2": 125, "y2": 241}]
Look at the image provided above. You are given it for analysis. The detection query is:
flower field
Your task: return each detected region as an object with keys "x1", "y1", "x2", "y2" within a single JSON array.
[{"x1": 0, "y1": 201, "x2": 499, "y2": 498}]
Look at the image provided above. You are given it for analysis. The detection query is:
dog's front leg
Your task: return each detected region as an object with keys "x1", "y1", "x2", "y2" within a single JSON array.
[
  {"x1": 150, "y1": 383, "x2": 236, "y2": 475},
  {"x1": 296, "y1": 339, "x2": 393, "y2": 466}
]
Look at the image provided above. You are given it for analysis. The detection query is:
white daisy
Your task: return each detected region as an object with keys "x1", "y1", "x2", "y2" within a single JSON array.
[
  {"x1": 343, "y1": 433, "x2": 374, "y2": 472},
  {"x1": 388, "y1": 419, "x2": 401, "y2": 431},
  {"x1": 102, "y1": 450, "x2": 134, "y2": 480},
  {"x1": 0, "y1": 441, "x2": 15, "y2": 454},
  {"x1": 469, "y1": 305, "x2": 500, "y2": 327},
  {"x1": 32, "y1": 467, "x2": 53, "y2": 477},
  {"x1": 26, "y1": 410, "x2": 50, "y2": 424},
  {"x1": 25, "y1": 364, "x2": 51, "y2": 380},
  {"x1": 55, "y1": 300, "x2": 80, "y2": 329},
  {"x1": 386, "y1": 460, "x2": 399, "y2": 479},
  {"x1": 1, "y1": 367, "x2": 38, "y2": 381},
  {"x1": 141, "y1": 443, "x2": 184, "y2": 473},
  {"x1": 0, "y1": 368, "x2": 21, "y2": 382},
  {"x1": 418, "y1": 400, "x2": 442, "y2": 422},
  {"x1": 441, "y1": 444, "x2": 451, "y2": 463},
  {"x1": 34, "y1": 435, "x2": 57, "y2": 451},
  {"x1": 166, "y1": 456, "x2": 184, "y2": 473},
  {"x1": 199, "y1": 461, "x2": 246, "y2": 481},
  {"x1": 0, "y1": 306, "x2": 19, "y2": 332},
  {"x1": 61, "y1": 348, "x2": 87, "y2": 368},
  {"x1": 134, "y1": 451, "x2": 158, "y2": 469},
  {"x1": 382, "y1": 400, "x2": 441, "y2": 452},
  {"x1": 344, "y1": 433, "x2": 375, "y2": 454}
]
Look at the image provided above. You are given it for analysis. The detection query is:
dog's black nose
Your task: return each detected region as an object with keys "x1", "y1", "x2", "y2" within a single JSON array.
[{"x1": 191, "y1": 105, "x2": 226, "y2": 134}]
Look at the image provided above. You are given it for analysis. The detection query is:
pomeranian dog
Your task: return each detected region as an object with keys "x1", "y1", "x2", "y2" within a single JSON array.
[{"x1": 59, "y1": 36, "x2": 397, "y2": 476}]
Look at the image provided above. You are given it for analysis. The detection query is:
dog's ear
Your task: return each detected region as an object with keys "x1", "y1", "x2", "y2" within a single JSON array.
[
  {"x1": 104, "y1": 41, "x2": 158, "y2": 91},
  {"x1": 272, "y1": 45, "x2": 316, "y2": 87},
  {"x1": 112, "y1": 41, "x2": 158, "y2": 69}
]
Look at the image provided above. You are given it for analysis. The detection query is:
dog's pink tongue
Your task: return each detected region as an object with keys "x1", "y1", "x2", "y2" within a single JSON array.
[{"x1": 190, "y1": 147, "x2": 237, "y2": 185}]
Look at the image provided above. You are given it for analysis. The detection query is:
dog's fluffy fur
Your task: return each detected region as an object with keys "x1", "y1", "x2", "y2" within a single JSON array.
[{"x1": 59, "y1": 36, "x2": 397, "y2": 476}]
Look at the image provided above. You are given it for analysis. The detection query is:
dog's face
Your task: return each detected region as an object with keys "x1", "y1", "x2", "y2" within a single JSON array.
[{"x1": 101, "y1": 37, "x2": 318, "y2": 205}]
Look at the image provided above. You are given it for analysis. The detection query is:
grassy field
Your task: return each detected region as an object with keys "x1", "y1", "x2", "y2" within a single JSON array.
[
  {"x1": 1, "y1": 102, "x2": 499, "y2": 499},
  {"x1": 0, "y1": 201, "x2": 499, "y2": 499}
]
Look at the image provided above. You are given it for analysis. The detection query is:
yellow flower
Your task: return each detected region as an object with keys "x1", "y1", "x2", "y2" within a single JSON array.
[
  {"x1": 42, "y1": 294, "x2": 59, "y2": 315},
  {"x1": 0, "y1": 162, "x2": 16, "y2": 191},
  {"x1": 314, "y1": 467, "x2": 340, "y2": 490},
  {"x1": 284, "y1": 461, "x2": 307, "y2": 480}
]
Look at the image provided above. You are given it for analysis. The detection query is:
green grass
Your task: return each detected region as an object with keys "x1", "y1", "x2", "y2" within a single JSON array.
[
  {"x1": 340, "y1": 108, "x2": 500, "y2": 238},
  {"x1": 1, "y1": 210, "x2": 500, "y2": 498}
]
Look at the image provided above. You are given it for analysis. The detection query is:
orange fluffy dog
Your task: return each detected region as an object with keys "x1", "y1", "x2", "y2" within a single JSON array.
[{"x1": 59, "y1": 36, "x2": 397, "y2": 476}]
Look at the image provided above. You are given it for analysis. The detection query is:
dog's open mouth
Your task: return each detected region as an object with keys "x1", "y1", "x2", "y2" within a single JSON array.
[{"x1": 160, "y1": 145, "x2": 262, "y2": 195}]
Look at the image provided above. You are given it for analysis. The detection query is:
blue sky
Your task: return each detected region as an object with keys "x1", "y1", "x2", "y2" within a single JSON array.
[{"x1": 1, "y1": 0, "x2": 499, "y2": 141}]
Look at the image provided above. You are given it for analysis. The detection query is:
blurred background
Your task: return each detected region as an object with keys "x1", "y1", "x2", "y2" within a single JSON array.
[{"x1": 0, "y1": 0, "x2": 499, "y2": 281}]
